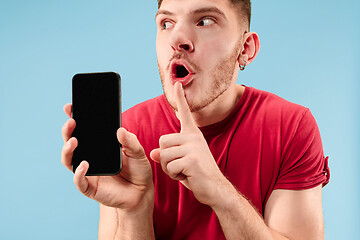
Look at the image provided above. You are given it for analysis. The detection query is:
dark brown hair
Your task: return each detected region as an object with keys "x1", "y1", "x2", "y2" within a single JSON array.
[{"x1": 157, "y1": 0, "x2": 251, "y2": 29}]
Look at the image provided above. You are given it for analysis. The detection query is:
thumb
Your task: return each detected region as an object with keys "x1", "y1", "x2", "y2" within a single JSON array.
[
  {"x1": 117, "y1": 127, "x2": 146, "y2": 159},
  {"x1": 73, "y1": 160, "x2": 90, "y2": 196}
]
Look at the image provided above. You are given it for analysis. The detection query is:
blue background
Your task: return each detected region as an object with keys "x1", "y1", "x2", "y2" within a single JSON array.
[{"x1": 0, "y1": 0, "x2": 359, "y2": 239}]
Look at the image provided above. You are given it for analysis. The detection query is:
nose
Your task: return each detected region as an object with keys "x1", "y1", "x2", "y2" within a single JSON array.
[{"x1": 169, "y1": 23, "x2": 195, "y2": 53}]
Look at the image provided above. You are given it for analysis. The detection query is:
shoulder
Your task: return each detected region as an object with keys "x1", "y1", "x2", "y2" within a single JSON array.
[
  {"x1": 244, "y1": 87, "x2": 310, "y2": 129},
  {"x1": 245, "y1": 87, "x2": 329, "y2": 190},
  {"x1": 248, "y1": 87, "x2": 307, "y2": 114},
  {"x1": 245, "y1": 87, "x2": 321, "y2": 159}
]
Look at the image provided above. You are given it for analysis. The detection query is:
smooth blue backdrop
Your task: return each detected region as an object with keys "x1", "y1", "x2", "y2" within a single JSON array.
[{"x1": 0, "y1": 0, "x2": 359, "y2": 239}]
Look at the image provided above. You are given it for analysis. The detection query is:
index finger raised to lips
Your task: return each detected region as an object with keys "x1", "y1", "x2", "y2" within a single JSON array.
[{"x1": 174, "y1": 82, "x2": 198, "y2": 133}]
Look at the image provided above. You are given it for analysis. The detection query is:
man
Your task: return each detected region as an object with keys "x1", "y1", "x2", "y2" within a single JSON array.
[{"x1": 61, "y1": 0, "x2": 330, "y2": 239}]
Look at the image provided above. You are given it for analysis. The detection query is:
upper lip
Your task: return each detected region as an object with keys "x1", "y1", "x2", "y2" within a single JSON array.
[{"x1": 170, "y1": 59, "x2": 195, "y2": 77}]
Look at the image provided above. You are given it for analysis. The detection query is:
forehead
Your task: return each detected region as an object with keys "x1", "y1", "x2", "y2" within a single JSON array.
[{"x1": 157, "y1": 0, "x2": 235, "y2": 18}]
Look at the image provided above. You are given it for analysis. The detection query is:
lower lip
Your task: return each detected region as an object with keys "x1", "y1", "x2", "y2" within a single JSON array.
[{"x1": 170, "y1": 73, "x2": 194, "y2": 86}]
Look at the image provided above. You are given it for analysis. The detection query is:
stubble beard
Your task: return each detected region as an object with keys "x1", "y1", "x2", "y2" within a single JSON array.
[{"x1": 158, "y1": 41, "x2": 241, "y2": 113}]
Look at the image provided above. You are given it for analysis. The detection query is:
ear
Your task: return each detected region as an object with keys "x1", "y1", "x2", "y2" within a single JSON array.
[{"x1": 238, "y1": 32, "x2": 260, "y2": 67}]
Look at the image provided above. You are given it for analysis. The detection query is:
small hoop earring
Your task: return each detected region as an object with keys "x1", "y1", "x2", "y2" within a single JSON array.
[{"x1": 240, "y1": 60, "x2": 247, "y2": 71}]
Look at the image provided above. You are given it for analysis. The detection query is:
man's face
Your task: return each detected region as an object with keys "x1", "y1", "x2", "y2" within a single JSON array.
[{"x1": 155, "y1": 0, "x2": 244, "y2": 112}]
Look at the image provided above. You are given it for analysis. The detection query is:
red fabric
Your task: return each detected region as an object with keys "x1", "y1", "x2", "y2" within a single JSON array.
[{"x1": 122, "y1": 86, "x2": 330, "y2": 240}]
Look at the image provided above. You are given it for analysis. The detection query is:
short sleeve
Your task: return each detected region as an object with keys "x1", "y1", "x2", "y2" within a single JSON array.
[{"x1": 274, "y1": 109, "x2": 330, "y2": 190}]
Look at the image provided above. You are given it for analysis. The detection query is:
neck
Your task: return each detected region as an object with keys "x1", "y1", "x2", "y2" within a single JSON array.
[{"x1": 184, "y1": 84, "x2": 245, "y2": 128}]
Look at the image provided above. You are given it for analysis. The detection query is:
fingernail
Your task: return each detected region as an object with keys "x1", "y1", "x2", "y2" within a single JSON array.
[{"x1": 77, "y1": 163, "x2": 84, "y2": 172}]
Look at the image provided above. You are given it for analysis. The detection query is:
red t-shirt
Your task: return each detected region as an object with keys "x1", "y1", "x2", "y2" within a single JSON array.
[{"x1": 122, "y1": 86, "x2": 330, "y2": 240}]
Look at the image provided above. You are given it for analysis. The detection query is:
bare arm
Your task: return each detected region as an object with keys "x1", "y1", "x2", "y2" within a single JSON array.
[
  {"x1": 210, "y1": 178, "x2": 286, "y2": 240},
  {"x1": 211, "y1": 182, "x2": 323, "y2": 240},
  {"x1": 99, "y1": 199, "x2": 155, "y2": 240},
  {"x1": 264, "y1": 186, "x2": 324, "y2": 239},
  {"x1": 99, "y1": 205, "x2": 118, "y2": 239}
]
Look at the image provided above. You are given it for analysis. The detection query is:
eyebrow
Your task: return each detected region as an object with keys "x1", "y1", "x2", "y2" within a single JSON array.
[
  {"x1": 155, "y1": 7, "x2": 226, "y2": 20},
  {"x1": 192, "y1": 7, "x2": 226, "y2": 18},
  {"x1": 155, "y1": 10, "x2": 174, "y2": 19}
]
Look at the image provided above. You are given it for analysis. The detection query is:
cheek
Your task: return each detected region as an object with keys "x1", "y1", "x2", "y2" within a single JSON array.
[
  {"x1": 197, "y1": 37, "x2": 232, "y2": 66},
  {"x1": 156, "y1": 36, "x2": 170, "y2": 66},
  {"x1": 199, "y1": 28, "x2": 239, "y2": 53}
]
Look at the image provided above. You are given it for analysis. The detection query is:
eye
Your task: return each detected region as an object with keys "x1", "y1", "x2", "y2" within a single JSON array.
[
  {"x1": 162, "y1": 20, "x2": 174, "y2": 30},
  {"x1": 197, "y1": 17, "x2": 216, "y2": 27}
]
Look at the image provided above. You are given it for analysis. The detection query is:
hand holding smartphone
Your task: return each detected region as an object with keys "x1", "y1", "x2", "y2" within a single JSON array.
[{"x1": 72, "y1": 72, "x2": 122, "y2": 176}]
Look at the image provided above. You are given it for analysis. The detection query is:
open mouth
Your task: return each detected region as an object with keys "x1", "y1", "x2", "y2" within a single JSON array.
[
  {"x1": 169, "y1": 60, "x2": 195, "y2": 86},
  {"x1": 175, "y1": 65, "x2": 190, "y2": 78}
]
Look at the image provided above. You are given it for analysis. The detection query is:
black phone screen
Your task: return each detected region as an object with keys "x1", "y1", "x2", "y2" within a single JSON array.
[{"x1": 72, "y1": 72, "x2": 122, "y2": 175}]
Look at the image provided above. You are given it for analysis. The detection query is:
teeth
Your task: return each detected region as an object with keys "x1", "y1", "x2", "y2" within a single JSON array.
[{"x1": 176, "y1": 65, "x2": 189, "y2": 78}]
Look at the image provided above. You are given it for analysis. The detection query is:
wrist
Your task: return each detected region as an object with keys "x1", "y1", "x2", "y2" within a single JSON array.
[
  {"x1": 119, "y1": 184, "x2": 155, "y2": 216},
  {"x1": 115, "y1": 185, "x2": 155, "y2": 239},
  {"x1": 207, "y1": 177, "x2": 240, "y2": 212}
]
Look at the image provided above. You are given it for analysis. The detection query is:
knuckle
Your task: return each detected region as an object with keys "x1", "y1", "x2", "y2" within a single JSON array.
[
  {"x1": 169, "y1": 173, "x2": 177, "y2": 180},
  {"x1": 61, "y1": 143, "x2": 69, "y2": 154},
  {"x1": 186, "y1": 155, "x2": 198, "y2": 165},
  {"x1": 135, "y1": 146, "x2": 145, "y2": 156},
  {"x1": 159, "y1": 135, "x2": 168, "y2": 148},
  {"x1": 167, "y1": 165, "x2": 177, "y2": 179},
  {"x1": 61, "y1": 124, "x2": 68, "y2": 135},
  {"x1": 160, "y1": 161, "x2": 168, "y2": 175},
  {"x1": 61, "y1": 151, "x2": 71, "y2": 165}
]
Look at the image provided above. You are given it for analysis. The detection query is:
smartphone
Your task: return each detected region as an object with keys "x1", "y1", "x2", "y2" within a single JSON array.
[{"x1": 72, "y1": 72, "x2": 122, "y2": 176}]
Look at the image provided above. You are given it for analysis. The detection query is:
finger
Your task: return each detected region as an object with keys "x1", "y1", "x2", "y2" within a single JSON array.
[
  {"x1": 174, "y1": 82, "x2": 198, "y2": 132},
  {"x1": 117, "y1": 127, "x2": 146, "y2": 159},
  {"x1": 158, "y1": 146, "x2": 186, "y2": 176},
  {"x1": 166, "y1": 158, "x2": 187, "y2": 181},
  {"x1": 150, "y1": 148, "x2": 160, "y2": 163},
  {"x1": 158, "y1": 133, "x2": 187, "y2": 149},
  {"x1": 62, "y1": 118, "x2": 76, "y2": 143},
  {"x1": 73, "y1": 161, "x2": 90, "y2": 196},
  {"x1": 61, "y1": 137, "x2": 78, "y2": 171},
  {"x1": 159, "y1": 145, "x2": 186, "y2": 163},
  {"x1": 63, "y1": 103, "x2": 72, "y2": 118}
]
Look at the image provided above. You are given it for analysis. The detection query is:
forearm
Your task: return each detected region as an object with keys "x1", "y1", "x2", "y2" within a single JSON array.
[
  {"x1": 99, "y1": 190, "x2": 155, "y2": 240},
  {"x1": 99, "y1": 206, "x2": 155, "y2": 240},
  {"x1": 211, "y1": 180, "x2": 288, "y2": 240},
  {"x1": 114, "y1": 206, "x2": 155, "y2": 240}
]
